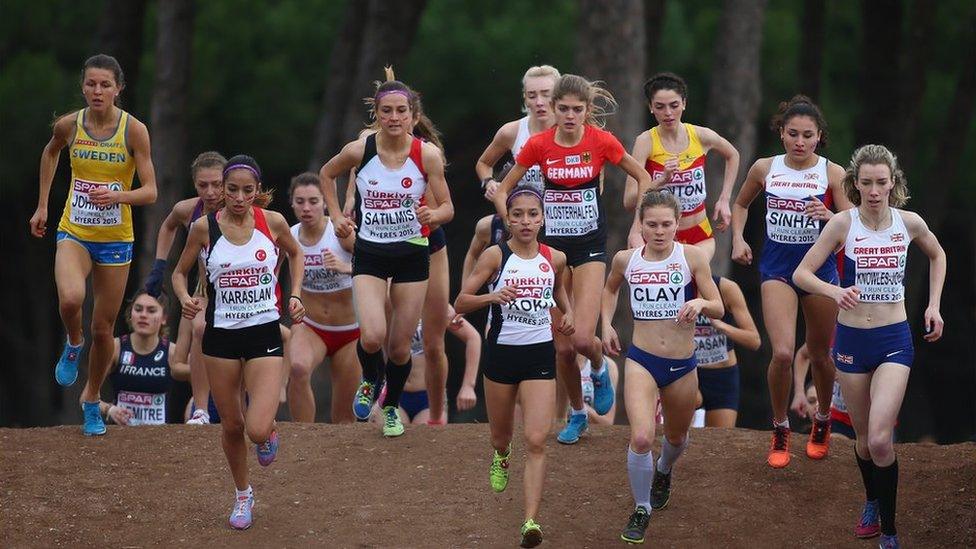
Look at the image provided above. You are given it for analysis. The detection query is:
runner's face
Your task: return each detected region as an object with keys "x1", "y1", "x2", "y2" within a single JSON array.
[
  {"x1": 223, "y1": 170, "x2": 259, "y2": 215},
  {"x1": 507, "y1": 194, "x2": 544, "y2": 243},
  {"x1": 640, "y1": 205, "x2": 679, "y2": 250},
  {"x1": 130, "y1": 294, "x2": 165, "y2": 336},
  {"x1": 553, "y1": 95, "x2": 587, "y2": 134},
  {"x1": 523, "y1": 76, "x2": 555, "y2": 122},
  {"x1": 780, "y1": 115, "x2": 821, "y2": 162},
  {"x1": 193, "y1": 167, "x2": 223, "y2": 209},
  {"x1": 856, "y1": 163, "x2": 893, "y2": 210},
  {"x1": 82, "y1": 68, "x2": 120, "y2": 113},
  {"x1": 291, "y1": 184, "x2": 325, "y2": 225},
  {"x1": 376, "y1": 94, "x2": 412, "y2": 137},
  {"x1": 649, "y1": 89, "x2": 685, "y2": 129}
]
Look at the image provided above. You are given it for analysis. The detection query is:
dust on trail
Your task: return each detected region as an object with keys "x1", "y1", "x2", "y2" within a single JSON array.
[{"x1": 1, "y1": 424, "x2": 973, "y2": 548}]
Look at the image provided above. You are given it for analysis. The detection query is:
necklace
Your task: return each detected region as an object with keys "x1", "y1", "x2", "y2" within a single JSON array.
[{"x1": 861, "y1": 208, "x2": 890, "y2": 232}]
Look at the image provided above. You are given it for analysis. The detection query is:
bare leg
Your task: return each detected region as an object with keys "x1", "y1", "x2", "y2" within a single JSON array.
[{"x1": 80, "y1": 262, "x2": 130, "y2": 402}]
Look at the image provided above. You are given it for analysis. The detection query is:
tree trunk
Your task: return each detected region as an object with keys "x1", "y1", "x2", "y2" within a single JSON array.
[
  {"x1": 644, "y1": 0, "x2": 667, "y2": 76},
  {"x1": 894, "y1": 0, "x2": 935, "y2": 170},
  {"x1": 798, "y1": 0, "x2": 825, "y2": 101},
  {"x1": 139, "y1": 0, "x2": 195, "y2": 282},
  {"x1": 307, "y1": 1, "x2": 370, "y2": 171},
  {"x1": 96, "y1": 0, "x2": 148, "y2": 114},
  {"x1": 854, "y1": 0, "x2": 902, "y2": 145},
  {"x1": 339, "y1": 0, "x2": 429, "y2": 142},
  {"x1": 705, "y1": 0, "x2": 768, "y2": 278}
]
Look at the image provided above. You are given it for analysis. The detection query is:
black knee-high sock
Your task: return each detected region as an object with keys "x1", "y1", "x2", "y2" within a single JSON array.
[
  {"x1": 357, "y1": 341, "x2": 383, "y2": 385},
  {"x1": 874, "y1": 460, "x2": 899, "y2": 535},
  {"x1": 855, "y1": 452, "x2": 877, "y2": 501},
  {"x1": 381, "y1": 358, "x2": 412, "y2": 408}
]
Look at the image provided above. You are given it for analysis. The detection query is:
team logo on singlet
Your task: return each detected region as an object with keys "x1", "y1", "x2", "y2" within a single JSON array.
[
  {"x1": 121, "y1": 351, "x2": 134, "y2": 366},
  {"x1": 581, "y1": 151, "x2": 591, "y2": 163},
  {"x1": 255, "y1": 249, "x2": 267, "y2": 261},
  {"x1": 401, "y1": 177, "x2": 413, "y2": 188},
  {"x1": 891, "y1": 232, "x2": 904, "y2": 242}
]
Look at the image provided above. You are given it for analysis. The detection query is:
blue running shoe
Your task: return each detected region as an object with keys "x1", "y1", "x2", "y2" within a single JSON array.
[
  {"x1": 854, "y1": 500, "x2": 880, "y2": 538},
  {"x1": 55, "y1": 340, "x2": 83, "y2": 387},
  {"x1": 879, "y1": 534, "x2": 899, "y2": 549},
  {"x1": 353, "y1": 379, "x2": 379, "y2": 421},
  {"x1": 557, "y1": 413, "x2": 588, "y2": 444},
  {"x1": 229, "y1": 493, "x2": 254, "y2": 530},
  {"x1": 256, "y1": 429, "x2": 279, "y2": 466},
  {"x1": 591, "y1": 357, "x2": 615, "y2": 415},
  {"x1": 82, "y1": 401, "x2": 106, "y2": 436}
]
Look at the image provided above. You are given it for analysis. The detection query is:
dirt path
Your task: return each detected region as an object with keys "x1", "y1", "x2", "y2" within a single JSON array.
[{"x1": 1, "y1": 424, "x2": 973, "y2": 548}]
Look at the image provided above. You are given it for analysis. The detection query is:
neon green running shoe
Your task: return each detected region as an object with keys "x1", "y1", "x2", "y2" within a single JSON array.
[
  {"x1": 382, "y1": 406, "x2": 404, "y2": 437},
  {"x1": 489, "y1": 447, "x2": 511, "y2": 492},
  {"x1": 519, "y1": 519, "x2": 543, "y2": 548}
]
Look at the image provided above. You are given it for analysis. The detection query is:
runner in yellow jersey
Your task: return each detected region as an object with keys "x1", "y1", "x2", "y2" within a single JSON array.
[
  {"x1": 29, "y1": 54, "x2": 158, "y2": 436},
  {"x1": 624, "y1": 73, "x2": 740, "y2": 260}
]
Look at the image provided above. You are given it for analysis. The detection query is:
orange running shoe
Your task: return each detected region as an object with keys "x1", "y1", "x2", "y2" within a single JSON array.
[
  {"x1": 806, "y1": 417, "x2": 832, "y2": 459},
  {"x1": 767, "y1": 425, "x2": 791, "y2": 468}
]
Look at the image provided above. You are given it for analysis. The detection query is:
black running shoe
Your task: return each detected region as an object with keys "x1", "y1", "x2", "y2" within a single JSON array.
[
  {"x1": 620, "y1": 506, "x2": 651, "y2": 544},
  {"x1": 650, "y1": 468, "x2": 672, "y2": 510}
]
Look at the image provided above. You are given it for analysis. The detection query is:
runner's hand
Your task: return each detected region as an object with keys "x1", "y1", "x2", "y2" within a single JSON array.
[
  {"x1": 557, "y1": 311, "x2": 575, "y2": 336},
  {"x1": 834, "y1": 286, "x2": 860, "y2": 310},
  {"x1": 323, "y1": 250, "x2": 352, "y2": 274},
  {"x1": 491, "y1": 286, "x2": 518, "y2": 305},
  {"x1": 804, "y1": 196, "x2": 832, "y2": 221},
  {"x1": 332, "y1": 214, "x2": 356, "y2": 238},
  {"x1": 29, "y1": 207, "x2": 47, "y2": 238},
  {"x1": 602, "y1": 326, "x2": 621, "y2": 357},
  {"x1": 289, "y1": 296, "x2": 305, "y2": 323},
  {"x1": 108, "y1": 405, "x2": 133, "y2": 426},
  {"x1": 923, "y1": 306, "x2": 944, "y2": 342},
  {"x1": 456, "y1": 384, "x2": 477, "y2": 411},
  {"x1": 713, "y1": 198, "x2": 732, "y2": 231},
  {"x1": 731, "y1": 237, "x2": 752, "y2": 265},
  {"x1": 89, "y1": 185, "x2": 121, "y2": 206},
  {"x1": 181, "y1": 296, "x2": 202, "y2": 319}
]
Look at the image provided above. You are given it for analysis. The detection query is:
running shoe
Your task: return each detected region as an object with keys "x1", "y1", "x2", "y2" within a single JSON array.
[
  {"x1": 353, "y1": 380, "x2": 379, "y2": 421},
  {"x1": 878, "y1": 534, "x2": 899, "y2": 549},
  {"x1": 256, "y1": 429, "x2": 279, "y2": 466},
  {"x1": 767, "y1": 425, "x2": 791, "y2": 468},
  {"x1": 229, "y1": 493, "x2": 254, "y2": 530},
  {"x1": 55, "y1": 340, "x2": 83, "y2": 387},
  {"x1": 556, "y1": 413, "x2": 588, "y2": 445},
  {"x1": 650, "y1": 468, "x2": 672, "y2": 510},
  {"x1": 186, "y1": 409, "x2": 210, "y2": 425},
  {"x1": 82, "y1": 401, "x2": 106, "y2": 436},
  {"x1": 489, "y1": 447, "x2": 511, "y2": 493},
  {"x1": 854, "y1": 500, "x2": 880, "y2": 539},
  {"x1": 620, "y1": 506, "x2": 651, "y2": 544},
  {"x1": 382, "y1": 406, "x2": 404, "y2": 437},
  {"x1": 590, "y1": 357, "x2": 615, "y2": 415},
  {"x1": 519, "y1": 519, "x2": 543, "y2": 548},
  {"x1": 806, "y1": 417, "x2": 832, "y2": 459}
]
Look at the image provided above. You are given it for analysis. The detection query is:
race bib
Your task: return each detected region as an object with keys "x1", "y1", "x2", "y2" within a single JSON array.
[
  {"x1": 215, "y1": 266, "x2": 277, "y2": 325},
  {"x1": 655, "y1": 166, "x2": 706, "y2": 213},
  {"x1": 694, "y1": 316, "x2": 729, "y2": 365},
  {"x1": 70, "y1": 178, "x2": 123, "y2": 226},
  {"x1": 544, "y1": 188, "x2": 599, "y2": 237},
  {"x1": 765, "y1": 196, "x2": 820, "y2": 244},
  {"x1": 360, "y1": 190, "x2": 422, "y2": 242},
  {"x1": 117, "y1": 391, "x2": 166, "y2": 426}
]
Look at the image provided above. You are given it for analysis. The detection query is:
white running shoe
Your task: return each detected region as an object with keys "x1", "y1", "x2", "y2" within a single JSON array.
[{"x1": 187, "y1": 409, "x2": 211, "y2": 425}]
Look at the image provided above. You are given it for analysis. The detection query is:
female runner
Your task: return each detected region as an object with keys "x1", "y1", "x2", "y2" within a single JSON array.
[
  {"x1": 457, "y1": 185, "x2": 574, "y2": 548},
  {"x1": 794, "y1": 144, "x2": 945, "y2": 549},
  {"x1": 144, "y1": 151, "x2": 226, "y2": 424},
  {"x1": 693, "y1": 275, "x2": 761, "y2": 427},
  {"x1": 286, "y1": 172, "x2": 360, "y2": 423},
  {"x1": 731, "y1": 95, "x2": 852, "y2": 467},
  {"x1": 96, "y1": 290, "x2": 189, "y2": 425},
  {"x1": 29, "y1": 54, "x2": 158, "y2": 436},
  {"x1": 476, "y1": 65, "x2": 561, "y2": 198},
  {"x1": 320, "y1": 77, "x2": 453, "y2": 437},
  {"x1": 624, "y1": 73, "x2": 740, "y2": 256},
  {"x1": 172, "y1": 155, "x2": 306, "y2": 530},
  {"x1": 494, "y1": 74, "x2": 653, "y2": 444},
  {"x1": 602, "y1": 191, "x2": 722, "y2": 544}
]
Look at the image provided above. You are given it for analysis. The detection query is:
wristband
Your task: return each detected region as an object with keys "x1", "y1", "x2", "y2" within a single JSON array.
[{"x1": 289, "y1": 295, "x2": 303, "y2": 305}]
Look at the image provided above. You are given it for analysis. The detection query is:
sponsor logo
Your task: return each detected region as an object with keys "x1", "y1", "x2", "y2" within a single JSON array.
[
  {"x1": 154, "y1": 350, "x2": 165, "y2": 362},
  {"x1": 75, "y1": 139, "x2": 98, "y2": 147},
  {"x1": 669, "y1": 365, "x2": 686, "y2": 372},
  {"x1": 583, "y1": 189, "x2": 596, "y2": 201},
  {"x1": 770, "y1": 173, "x2": 785, "y2": 179},
  {"x1": 255, "y1": 249, "x2": 267, "y2": 261},
  {"x1": 669, "y1": 271, "x2": 684, "y2": 285},
  {"x1": 628, "y1": 271, "x2": 671, "y2": 285},
  {"x1": 857, "y1": 255, "x2": 898, "y2": 269},
  {"x1": 546, "y1": 158, "x2": 560, "y2": 165},
  {"x1": 885, "y1": 350, "x2": 904, "y2": 358},
  {"x1": 401, "y1": 177, "x2": 413, "y2": 189},
  {"x1": 766, "y1": 197, "x2": 807, "y2": 212},
  {"x1": 368, "y1": 179, "x2": 379, "y2": 186},
  {"x1": 565, "y1": 154, "x2": 581, "y2": 165},
  {"x1": 891, "y1": 232, "x2": 904, "y2": 242},
  {"x1": 589, "y1": 251, "x2": 602, "y2": 258},
  {"x1": 220, "y1": 263, "x2": 231, "y2": 268},
  {"x1": 855, "y1": 236, "x2": 870, "y2": 242},
  {"x1": 266, "y1": 346, "x2": 281, "y2": 353}
]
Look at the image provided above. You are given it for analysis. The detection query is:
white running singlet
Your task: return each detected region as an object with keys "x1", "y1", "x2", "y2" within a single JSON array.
[
  {"x1": 625, "y1": 243, "x2": 694, "y2": 321},
  {"x1": 487, "y1": 243, "x2": 557, "y2": 346},
  {"x1": 291, "y1": 220, "x2": 353, "y2": 293}
]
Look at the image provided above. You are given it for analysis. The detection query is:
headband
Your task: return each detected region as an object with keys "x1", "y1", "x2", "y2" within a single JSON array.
[
  {"x1": 375, "y1": 89, "x2": 411, "y2": 102},
  {"x1": 506, "y1": 188, "x2": 543, "y2": 208},
  {"x1": 223, "y1": 163, "x2": 261, "y2": 181}
]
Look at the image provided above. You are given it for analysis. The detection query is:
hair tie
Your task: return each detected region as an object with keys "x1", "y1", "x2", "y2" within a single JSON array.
[{"x1": 223, "y1": 163, "x2": 261, "y2": 181}]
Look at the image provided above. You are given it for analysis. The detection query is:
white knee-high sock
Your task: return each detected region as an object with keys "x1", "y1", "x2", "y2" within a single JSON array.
[
  {"x1": 627, "y1": 447, "x2": 653, "y2": 512},
  {"x1": 657, "y1": 436, "x2": 688, "y2": 474}
]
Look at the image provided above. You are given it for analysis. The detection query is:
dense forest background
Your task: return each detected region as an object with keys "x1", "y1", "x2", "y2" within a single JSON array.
[{"x1": 2, "y1": 0, "x2": 973, "y2": 442}]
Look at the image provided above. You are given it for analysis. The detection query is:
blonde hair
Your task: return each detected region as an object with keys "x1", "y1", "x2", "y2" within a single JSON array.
[
  {"x1": 551, "y1": 74, "x2": 617, "y2": 128},
  {"x1": 639, "y1": 190, "x2": 681, "y2": 221},
  {"x1": 843, "y1": 144, "x2": 910, "y2": 207},
  {"x1": 522, "y1": 65, "x2": 561, "y2": 90}
]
